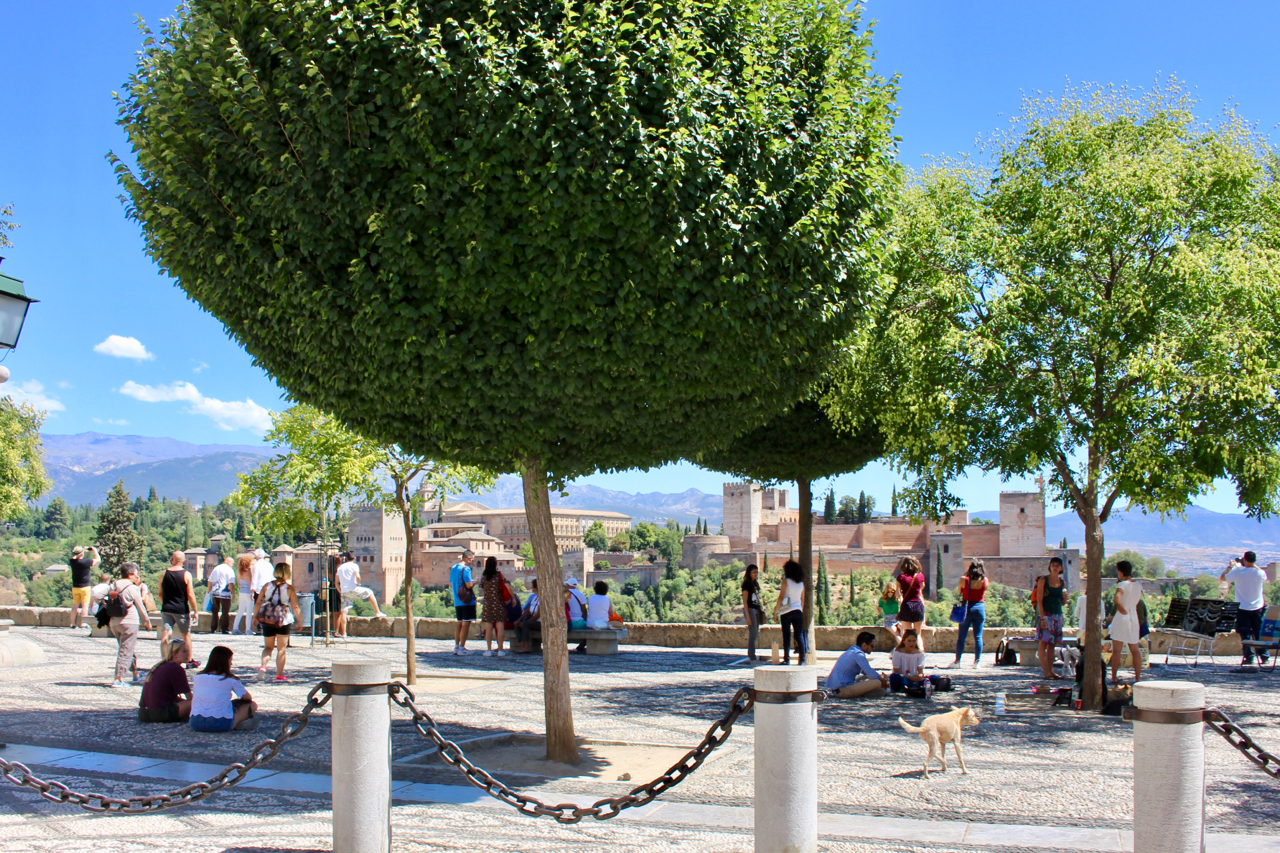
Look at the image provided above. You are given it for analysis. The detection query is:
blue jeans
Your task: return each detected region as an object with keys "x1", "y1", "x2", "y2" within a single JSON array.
[
  {"x1": 890, "y1": 673, "x2": 942, "y2": 692},
  {"x1": 955, "y1": 602, "x2": 986, "y2": 662},
  {"x1": 780, "y1": 610, "x2": 808, "y2": 665}
]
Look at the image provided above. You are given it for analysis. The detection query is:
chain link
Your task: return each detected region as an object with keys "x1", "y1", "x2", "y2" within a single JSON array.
[
  {"x1": 0, "y1": 682, "x2": 332, "y2": 813},
  {"x1": 1205, "y1": 707, "x2": 1280, "y2": 780},
  {"x1": 389, "y1": 681, "x2": 755, "y2": 823}
]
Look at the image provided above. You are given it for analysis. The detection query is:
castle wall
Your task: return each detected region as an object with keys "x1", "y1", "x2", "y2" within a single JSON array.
[
  {"x1": 723, "y1": 482, "x2": 762, "y2": 547},
  {"x1": 682, "y1": 534, "x2": 732, "y2": 571},
  {"x1": 959, "y1": 525, "x2": 1001, "y2": 558}
]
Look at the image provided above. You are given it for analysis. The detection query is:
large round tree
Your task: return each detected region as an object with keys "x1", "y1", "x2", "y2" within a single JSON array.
[{"x1": 114, "y1": 0, "x2": 897, "y2": 761}]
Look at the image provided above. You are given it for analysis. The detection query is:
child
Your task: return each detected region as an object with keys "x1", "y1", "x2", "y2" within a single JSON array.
[
  {"x1": 879, "y1": 582, "x2": 902, "y2": 641},
  {"x1": 586, "y1": 580, "x2": 623, "y2": 630},
  {"x1": 889, "y1": 629, "x2": 942, "y2": 692}
]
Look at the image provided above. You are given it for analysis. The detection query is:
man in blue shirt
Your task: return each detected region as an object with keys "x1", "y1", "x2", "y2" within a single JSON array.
[
  {"x1": 827, "y1": 631, "x2": 888, "y2": 699},
  {"x1": 450, "y1": 549, "x2": 476, "y2": 656}
]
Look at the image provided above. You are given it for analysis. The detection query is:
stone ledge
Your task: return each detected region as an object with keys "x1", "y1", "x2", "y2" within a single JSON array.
[{"x1": 0, "y1": 606, "x2": 1245, "y2": 654}]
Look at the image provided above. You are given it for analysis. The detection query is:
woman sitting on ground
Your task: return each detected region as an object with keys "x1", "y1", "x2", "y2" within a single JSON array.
[
  {"x1": 586, "y1": 580, "x2": 623, "y2": 630},
  {"x1": 189, "y1": 645, "x2": 258, "y2": 732},
  {"x1": 889, "y1": 629, "x2": 942, "y2": 692},
  {"x1": 139, "y1": 638, "x2": 193, "y2": 723}
]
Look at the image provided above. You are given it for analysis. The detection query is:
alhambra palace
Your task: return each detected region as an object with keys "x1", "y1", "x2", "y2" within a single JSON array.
[{"x1": 179, "y1": 483, "x2": 1076, "y2": 606}]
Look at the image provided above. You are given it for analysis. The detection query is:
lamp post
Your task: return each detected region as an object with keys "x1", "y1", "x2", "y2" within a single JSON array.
[{"x1": 0, "y1": 258, "x2": 36, "y2": 384}]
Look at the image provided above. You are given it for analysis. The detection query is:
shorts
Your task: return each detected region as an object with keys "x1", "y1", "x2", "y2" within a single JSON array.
[
  {"x1": 261, "y1": 623, "x2": 293, "y2": 638},
  {"x1": 882, "y1": 613, "x2": 898, "y2": 628},
  {"x1": 899, "y1": 600, "x2": 925, "y2": 623},
  {"x1": 454, "y1": 604, "x2": 476, "y2": 622},
  {"x1": 138, "y1": 703, "x2": 183, "y2": 724},
  {"x1": 1037, "y1": 613, "x2": 1065, "y2": 644},
  {"x1": 340, "y1": 587, "x2": 375, "y2": 611},
  {"x1": 72, "y1": 586, "x2": 91, "y2": 606},
  {"x1": 189, "y1": 714, "x2": 234, "y2": 733},
  {"x1": 162, "y1": 613, "x2": 191, "y2": 636}
]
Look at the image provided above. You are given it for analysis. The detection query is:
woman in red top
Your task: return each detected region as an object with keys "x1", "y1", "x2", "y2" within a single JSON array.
[
  {"x1": 895, "y1": 556, "x2": 927, "y2": 650},
  {"x1": 953, "y1": 560, "x2": 988, "y2": 667}
]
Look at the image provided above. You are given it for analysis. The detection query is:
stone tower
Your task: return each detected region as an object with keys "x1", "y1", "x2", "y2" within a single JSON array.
[
  {"x1": 722, "y1": 482, "x2": 763, "y2": 549},
  {"x1": 998, "y1": 491, "x2": 1046, "y2": 557}
]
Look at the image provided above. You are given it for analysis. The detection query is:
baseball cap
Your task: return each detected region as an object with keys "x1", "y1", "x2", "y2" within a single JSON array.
[{"x1": 564, "y1": 577, "x2": 579, "y2": 588}]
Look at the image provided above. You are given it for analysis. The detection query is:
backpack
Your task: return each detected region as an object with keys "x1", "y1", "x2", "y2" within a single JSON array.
[
  {"x1": 257, "y1": 582, "x2": 289, "y2": 627},
  {"x1": 104, "y1": 582, "x2": 132, "y2": 620}
]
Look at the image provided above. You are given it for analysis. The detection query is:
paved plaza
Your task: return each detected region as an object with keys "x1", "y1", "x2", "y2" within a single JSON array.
[{"x1": 0, "y1": 626, "x2": 1277, "y2": 852}]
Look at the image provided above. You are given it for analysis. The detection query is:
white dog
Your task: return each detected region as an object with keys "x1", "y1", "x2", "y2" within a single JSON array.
[{"x1": 898, "y1": 706, "x2": 980, "y2": 778}]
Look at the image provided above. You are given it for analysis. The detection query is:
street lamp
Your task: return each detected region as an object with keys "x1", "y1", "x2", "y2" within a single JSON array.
[{"x1": 0, "y1": 258, "x2": 36, "y2": 351}]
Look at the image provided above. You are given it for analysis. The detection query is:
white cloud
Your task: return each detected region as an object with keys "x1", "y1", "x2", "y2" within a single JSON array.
[
  {"x1": 56, "y1": 380, "x2": 73, "y2": 389},
  {"x1": 192, "y1": 361, "x2": 209, "y2": 373},
  {"x1": 118, "y1": 380, "x2": 273, "y2": 432},
  {"x1": 3, "y1": 380, "x2": 65, "y2": 413},
  {"x1": 92, "y1": 417, "x2": 130, "y2": 426},
  {"x1": 94, "y1": 335, "x2": 155, "y2": 361}
]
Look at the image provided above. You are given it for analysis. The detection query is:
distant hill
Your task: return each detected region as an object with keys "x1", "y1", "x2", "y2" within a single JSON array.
[
  {"x1": 49, "y1": 451, "x2": 267, "y2": 507},
  {"x1": 452, "y1": 475, "x2": 723, "y2": 526}
]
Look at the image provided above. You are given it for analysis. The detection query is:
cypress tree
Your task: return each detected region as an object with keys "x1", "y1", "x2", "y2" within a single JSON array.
[
  {"x1": 95, "y1": 480, "x2": 144, "y2": 577},
  {"x1": 891, "y1": 485, "x2": 898, "y2": 517},
  {"x1": 823, "y1": 489, "x2": 836, "y2": 524}
]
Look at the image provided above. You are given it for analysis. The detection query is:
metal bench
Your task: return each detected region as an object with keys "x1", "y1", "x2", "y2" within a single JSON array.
[
  {"x1": 529, "y1": 627, "x2": 628, "y2": 655},
  {"x1": 1153, "y1": 597, "x2": 1238, "y2": 669},
  {"x1": 1241, "y1": 605, "x2": 1279, "y2": 672}
]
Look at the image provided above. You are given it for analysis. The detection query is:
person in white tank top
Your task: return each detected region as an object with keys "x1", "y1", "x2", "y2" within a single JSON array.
[
  {"x1": 586, "y1": 580, "x2": 621, "y2": 629},
  {"x1": 772, "y1": 560, "x2": 809, "y2": 665}
]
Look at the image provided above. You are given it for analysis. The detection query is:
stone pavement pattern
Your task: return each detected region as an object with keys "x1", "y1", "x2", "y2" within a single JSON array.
[{"x1": 0, "y1": 626, "x2": 1277, "y2": 851}]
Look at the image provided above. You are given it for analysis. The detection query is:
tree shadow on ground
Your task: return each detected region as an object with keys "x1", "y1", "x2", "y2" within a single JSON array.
[{"x1": 414, "y1": 645, "x2": 755, "y2": 675}]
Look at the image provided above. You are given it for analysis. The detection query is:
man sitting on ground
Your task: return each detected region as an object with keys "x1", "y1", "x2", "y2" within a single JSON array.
[
  {"x1": 139, "y1": 639, "x2": 193, "y2": 723},
  {"x1": 827, "y1": 631, "x2": 889, "y2": 699}
]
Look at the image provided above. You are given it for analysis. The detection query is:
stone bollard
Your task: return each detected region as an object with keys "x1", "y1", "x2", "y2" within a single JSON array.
[
  {"x1": 331, "y1": 661, "x2": 392, "y2": 853},
  {"x1": 754, "y1": 665, "x2": 818, "y2": 853},
  {"x1": 1127, "y1": 680, "x2": 1206, "y2": 853}
]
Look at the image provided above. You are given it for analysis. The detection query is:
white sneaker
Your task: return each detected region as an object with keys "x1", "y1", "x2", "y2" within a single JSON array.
[
  {"x1": 482, "y1": 650, "x2": 494, "y2": 657},
  {"x1": 109, "y1": 680, "x2": 125, "y2": 688},
  {"x1": 496, "y1": 650, "x2": 507, "y2": 657},
  {"x1": 453, "y1": 646, "x2": 462, "y2": 655},
  {"x1": 456, "y1": 648, "x2": 471, "y2": 656}
]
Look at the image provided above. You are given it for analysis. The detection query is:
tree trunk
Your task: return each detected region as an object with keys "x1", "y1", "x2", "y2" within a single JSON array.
[
  {"x1": 521, "y1": 457, "x2": 579, "y2": 765},
  {"x1": 1080, "y1": 503, "x2": 1105, "y2": 711},
  {"x1": 798, "y1": 478, "x2": 814, "y2": 631},
  {"x1": 398, "y1": 484, "x2": 417, "y2": 685}
]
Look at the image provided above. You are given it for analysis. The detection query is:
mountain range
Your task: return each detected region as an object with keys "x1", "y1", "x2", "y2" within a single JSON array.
[
  {"x1": 452, "y1": 475, "x2": 724, "y2": 526},
  {"x1": 41, "y1": 433, "x2": 271, "y2": 507}
]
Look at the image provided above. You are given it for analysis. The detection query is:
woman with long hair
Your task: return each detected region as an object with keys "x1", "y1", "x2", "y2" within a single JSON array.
[
  {"x1": 1034, "y1": 556, "x2": 1068, "y2": 680},
  {"x1": 953, "y1": 560, "x2": 988, "y2": 667},
  {"x1": 895, "y1": 556, "x2": 927, "y2": 651},
  {"x1": 231, "y1": 554, "x2": 255, "y2": 635},
  {"x1": 741, "y1": 564, "x2": 765, "y2": 661},
  {"x1": 772, "y1": 560, "x2": 809, "y2": 666},
  {"x1": 879, "y1": 581, "x2": 903, "y2": 642},
  {"x1": 479, "y1": 556, "x2": 507, "y2": 657},
  {"x1": 189, "y1": 646, "x2": 258, "y2": 732},
  {"x1": 255, "y1": 562, "x2": 302, "y2": 681}
]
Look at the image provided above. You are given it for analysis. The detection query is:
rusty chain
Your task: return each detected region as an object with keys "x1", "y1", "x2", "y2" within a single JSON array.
[
  {"x1": 0, "y1": 681, "x2": 331, "y2": 813},
  {"x1": 1205, "y1": 707, "x2": 1280, "y2": 780},
  {"x1": 388, "y1": 681, "x2": 756, "y2": 824}
]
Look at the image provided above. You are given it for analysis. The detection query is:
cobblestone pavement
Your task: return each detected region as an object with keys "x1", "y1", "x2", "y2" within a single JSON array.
[{"x1": 0, "y1": 626, "x2": 1277, "y2": 851}]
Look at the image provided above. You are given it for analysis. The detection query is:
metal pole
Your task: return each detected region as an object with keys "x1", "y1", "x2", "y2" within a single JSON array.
[
  {"x1": 331, "y1": 661, "x2": 391, "y2": 853},
  {"x1": 754, "y1": 665, "x2": 818, "y2": 853},
  {"x1": 1128, "y1": 680, "x2": 1206, "y2": 853}
]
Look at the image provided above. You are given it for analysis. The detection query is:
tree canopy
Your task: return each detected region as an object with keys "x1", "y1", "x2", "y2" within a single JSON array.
[
  {"x1": 113, "y1": 0, "x2": 897, "y2": 482},
  {"x1": 0, "y1": 397, "x2": 50, "y2": 520},
  {"x1": 831, "y1": 81, "x2": 1280, "y2": 707}
]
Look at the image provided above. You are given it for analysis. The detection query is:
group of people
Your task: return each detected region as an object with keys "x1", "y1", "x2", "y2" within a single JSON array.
[{"x1": 448, "y1": 549, "x2": 623, "y2": 656}]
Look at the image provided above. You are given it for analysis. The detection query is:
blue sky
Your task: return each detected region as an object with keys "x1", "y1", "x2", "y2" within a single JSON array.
[{"x1": 2, "y1": 1, "x2": 1277, "y2": 512}]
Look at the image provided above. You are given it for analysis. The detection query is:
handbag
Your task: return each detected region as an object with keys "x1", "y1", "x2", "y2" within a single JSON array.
[{"x1": 949, "y1": 603, "x2": 969, "y2": 624}]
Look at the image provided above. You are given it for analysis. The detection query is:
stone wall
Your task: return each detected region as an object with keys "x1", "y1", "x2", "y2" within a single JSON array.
[
  {"x1": 999, "y1": 491, "x2": 1046, "y2": 557},
  {"x1": 0, "y1": 606, "x2": 1245, "y2": 655}
]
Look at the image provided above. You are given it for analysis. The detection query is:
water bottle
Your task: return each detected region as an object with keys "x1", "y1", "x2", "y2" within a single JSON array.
[{"x1": 925, "y1": 679, "x2": 934, "y2": 699}]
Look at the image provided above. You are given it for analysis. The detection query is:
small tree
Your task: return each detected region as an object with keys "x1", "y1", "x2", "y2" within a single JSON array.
[
  {"x1": 823, "y1": 489, "x2": 837, "y2": 524},
  {"x1": 0, "y1": 397, "x2": 50, "y2": 520},
  {"x1": 833, "y1": 81, "x2": 1280, "y2": 709},
  {"x1": 891, "y1": 485, "x2": 898, "y2": 518},
  {"x1": 43, "y1": 497, "x2": 71, "y2": 539},
  {"x1": 96, "y1": 480, "x2": 144, "y2": 576},
  {"x1": 583, "y1": 521, "x2": 609, "y2": 551}
]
